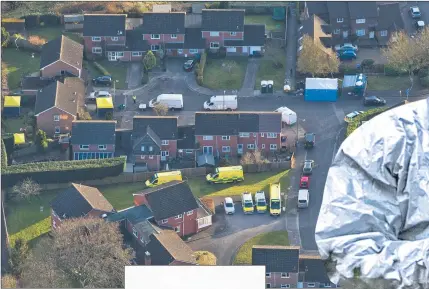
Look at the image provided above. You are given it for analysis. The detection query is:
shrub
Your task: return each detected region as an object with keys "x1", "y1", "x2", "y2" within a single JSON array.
[
  {"x1": 27, "y1": 35, "x2": 46, "y2": 46},
  {"x1": 1, "y1": 139, "x2": 7, "y2": 170},
  {"x1": 371, "y1": 64, "x2": 385, "y2": 73},
  {"x1": 197, "y1": 75, "x2": 204, "y2": 85},
  {"x1": 195, "y1": 52, "x2": 207, "y2": 85},
  {"x1": 418, "y1": 68, "x2": 429, "y2": 78},
  {"x1": 346, "y1": 107, "x2": 389, "y2": 137},
  {"x1": 420, "y1": 75, "x2": 429, "y2": 88},
  {"x1": 361, "y1": 59, "x2": 374, "y2": 68},
  {"x1": 36, "y1": 129, "x2": 48, "y2": 151},
  {"x1": 1, "y1": 157, "x2": 126, "y2": 188},
  {"x1": 93, "y1": 62, "x2": 110, "y2": 76},
  {"x1": 384, "y1": 64, "x2": 408, "y2": 76},
  {"x1": 205, "y1": 2, "x2": 220, "y2": 9}
]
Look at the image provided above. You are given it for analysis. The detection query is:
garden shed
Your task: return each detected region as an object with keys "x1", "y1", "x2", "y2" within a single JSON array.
[{"x1": 3, "y1": 96, "x2": 21, "y2": 117}]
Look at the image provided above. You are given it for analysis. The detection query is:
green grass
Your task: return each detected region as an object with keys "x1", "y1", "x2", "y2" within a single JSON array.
[
  {"x1": 203, "y1": 57, "x2": 247, "y2": 90},
  {"x1": 254, "y1": 48, "x2": 286, "y2": 90},
  {"x1": 2, "y1": 116, "x2": 27, "y2": 133},
  {"x1": 233, "y1": 231, "x2": 289, "y2": 265},
  {"x1": 245, "y1": 15, "x2": 285, "y2": 32},
  {"x1": 367, "y1": 75, "x2": 411, "y2": 91},
  {"x1": 86, "y1": 60, "x2": 128, "y2": 89},
  {"x1": 28, "y1": 26, "x2": 83, "y2": 44},
  {"x1": 2, "y1": 48, "x2": 41, "y2": 90}
]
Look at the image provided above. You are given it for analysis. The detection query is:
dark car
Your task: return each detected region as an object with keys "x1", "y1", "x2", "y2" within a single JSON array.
[
  {"x1": 364, "y1": 95, "x2": 386, "y2": 106},
  {"x1": 415, "y1": 20, "x2": 425, "y2": 31},
  {"x1": 92, "y1": 75, "x2": 112, "y2": 86},
  {"x1": 304, "y1": 133, "x2": 315, "y2": 149},
  {"x1": 183, "y1": 59, "x2": 195, "y2": 72}
]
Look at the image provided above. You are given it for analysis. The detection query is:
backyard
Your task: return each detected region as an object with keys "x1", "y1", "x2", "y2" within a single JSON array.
[
  {"x1": 85, "y1": 60, "x2": 128, "y2": 89},
  {"x1": 203, "y1": 57, "x2": 248, "y2": 90},
  {"x1": 28, "y1": 26, "x2": 83, "y2": 44},
  {"x1": 367, "y1": 75, "x2": 414, "y2": 91},
  {"x1": 244, "y1": 14, "x2": 285, "y2": 32},
  {"x1": 5, "y1": 170, "x2": 290, "y2": 244},
  {"x1": 233, "y1": 231, "x2": 290, "y2": 265},
  {"x1": 2, "y1": 48, "x2": 41, "y2": 90},
  {"x1": 254, "y1": 47, "x2": 286, "y2": 91}
]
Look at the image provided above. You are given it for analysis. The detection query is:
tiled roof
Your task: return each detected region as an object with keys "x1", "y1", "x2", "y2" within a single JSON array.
[
  {"x1": 125, "y1": 29, "x2": 149, "y2": 51},
  {"x1": 40, "y1": 35, "x2": 83, "y2": 70},
  {"x1": 71, "y1": 120, "x2": 116, "y2": 145},
  {"x1": 107, "y1": 204, "x2": 153, "y2": 223},
  {"x1": 299, "y1": 255, "x2": 332, "y2": 283},
  {"x1": 326, "y1": 2, "x2": 349, "y2": 18},
  {"x1": 306, "y1": 1, "x2": 329, "y2": 16},
  {"x1": 184, "y1": 28, "x2": 206, "y2": 49},
  {"x1": 177, "y1": 125, "x2": 196, "y2": 150},
  {"x1": 202, "y1": 9, "x2": 245, "y2": 32},
  {"x1": 21, "y1": 77, "x2": 54, "y2": 90},
  {"x1": 133, "y1": 116, "x2": 178, "y2": 140},
  {"x1": 51, "y1": 183, "x2": 114, "y2": 219},
  {"x1": 348, "y1": 2, "x2": 378, "y2": 19},
  {"x1": 137, "y1": 181, "x2": 199, "y2": 220},
  {"x1": 149, "y1": 229, "x2": 197, "y2": 264},
  {"x1": 141, "y1": 12, "x2": 186, "y2": 34},
  {"x1": 224, "y1": 24, "x2": 265, "y2": 47},
  {"x1": 83, "y1": 14, "x2": 126, "y2": 37},
  {"x1": 252, "y1": 245, "x2": 300, "y2": 273},
  {"x1": 35, "y1": 78, "x2": 84, "y2": 116},
  {"x1": 376, "y1": 3, "x2": 404, "y2": 31},
  {"x1": 132, "y1": 125, "x2": 162, "y2": 155}
]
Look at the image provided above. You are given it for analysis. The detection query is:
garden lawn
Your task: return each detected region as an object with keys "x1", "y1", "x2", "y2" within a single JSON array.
[
  {"x1": 244, "y1": 15, "x2": 285, "y2": 32},
  {"x1": 254, "y1": 48, "x2": 286, "y2": 90},
  {"x1": 367, "y1": 75, "x2": 411, "y2": 91},
  {"x1": 28, "y1": 26, "x2": 84, "y2": 44},
  {"x1": 86, "y1": 60, "x2": 128, "y2": 89},
  {"x1": 3, "y1": 116, "x2": 27, "y2": 133},
  {"x1": 233, "y1": 231, "x2": 289, "y2": 265},
  {"x1": 2, "y1": 48, "x2": 41, "y2": 90},
  {"x1": 203, "y1": 58, "x2": 247, "y2": 90}
]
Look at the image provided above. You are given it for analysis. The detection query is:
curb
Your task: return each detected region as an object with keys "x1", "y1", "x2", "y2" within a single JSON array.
[{"x1": 184, "y1": 75, "x2": 213, "y2": 96}]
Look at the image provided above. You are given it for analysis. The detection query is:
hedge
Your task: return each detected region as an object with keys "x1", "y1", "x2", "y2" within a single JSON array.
[
  {"x1": 1, "y1": 139, "x2": 7, "y2": 170},
  {"x1": 1, "y1": 157, "x2": 126, "y2": 188},
  {"x1": 420, "y1": 75, "x2": 429, "y2": 87},
  {"x1": 21, "y1": 14, "x2": 61, "y2": 29},
  {"x1": 196, "y1": 52, "x2": 207, "y2": 85},
  {"x1": 93, "y1": 62, "x2": 110, "y2": 76},
  {"x1": 346, "y1": 108, "x2": 389, "y2": 137}
]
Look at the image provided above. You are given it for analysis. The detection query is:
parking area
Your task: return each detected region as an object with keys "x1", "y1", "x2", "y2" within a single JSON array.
[
  {"x1": 401, "y1": 2, "x2": 429, "y2": 35},
  {"x1": 354, "y1": 48, "x2": 388, "y2": 64}
]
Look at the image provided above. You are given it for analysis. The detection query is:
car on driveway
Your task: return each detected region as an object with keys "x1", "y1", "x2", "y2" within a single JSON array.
[
  {"x1": 415, "y1": 20, "x2": 425, "y2": 31},
  {"x1": 183, "y1": 59, "x2": 195, "y2": 72},
  {"x1": 223, "y1": 197, "x2": 235, "y2": 215},
  {"x1": 344, "y1": 111, "x2": 364, "y2": 123},
  {"x1": 364, "y1": 95, "x2": 386, "y2": 106},
  {"x1": 410, "y1": 6, "x2": 421, "y2": 18},
  {"x1": 338, "y1": 50, "x2": 357, "y2": 60},
  {"x1": 92, "y1": 75, "x2": 112, "y2": 86},
  {"x1": 302, "y1": 160, "x2": 314, "y2": 176},
  {"x1": 87, "y1": 90, "x2": 111, "y2": 101},
  {"x1": 334, "y1": 43, "x2": 358, "y2": 52}
]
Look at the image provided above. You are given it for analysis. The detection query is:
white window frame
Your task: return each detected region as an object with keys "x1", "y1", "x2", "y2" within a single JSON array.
[
  {"x1": 162, "y1": 140, "x2": 169, "y2": 145},
  {"x1": 161, "y1": 219, "x2": 168, "y2": 224},
  {"x1": 111, "y1": 37, "x2": 119, "y2": 41},
  {"x1": 55, "y1": 126, "x2": 60, "y2": 134},
  {"x1": 247, "y1": 144, "x2": 255, "y2": 149},
  {"x1": 140, "y1": 236, "x2": 146, "y2": 244},
  {"x1": 140, "y1": 155, "x2": 146, "y2": 159},
  {"x1": 356, "y1": 18, "x2": 366, "y2": 24},
  {"x1": 161, "y1": 150, "x2": 169, "y2": 157},
  {"x1": 307, "y1": 283, "x2": 316, "y2": 288},
  {"x1": 132, "y1": 52, "x2": 142, "y2": 56},
  {"x1": 98, "y1": 144, "x2": 106, "y2": 150},
  {"x1": 324, "y1": 283, "x2": 332, "y2": 288},
  {"x1": 149, "y1": 146, "x2": 153, "y2": 152},
  {"x1": 260, "y1": 133, "x2": 264, "y2": 137},
  {"x1": 222, "y1": 146, "x2": 230, "y2": 152},
  {"x1": 266, "y1": 273, "x2": 271, "y2": 278},
  {"x1": 151, "y1": 44, "x2": 160, "y2": 51},
  {"x1": 267, "y1": 133, "x2": 277, "y2": 138},
  {"x1": 175, "y1": 214, "x2": 183, "y2": 219},
  {"x1": 132, "y1": 227, "x2": 138, "y2": 237},
  {"x1": 186, "y1": 210, "x2": 193, "y2": 216},
  {"x1": 185, "y1": 149, "x2": 193, "y2": 154},
  {"x1": 141, "y1": 146, "x2": 145, "y2": 152},
  {"x1": 380, "y1": 30, "x2": 388, "y2": 37},
  {"x1": 281, "y1": 273, "x2": 290, "y2": 278},
  {"x1": 280, "y1": 285, "x2": 290, "y2": 288},
  {"x1": 210, "y1": 42, "x2": 220, "y2": 48},
  {"x1": 80, "y1": 144, "x2": 89, "y2": 150},
  {"x1": 262, "y1": 144, "x2": 265, "y2": 149},
  {"x1": 171, "y1": 34, "x2": 177, "y2": 38},
  {"x1": 149, "y1": 155, "x2": 154, "y2": 159},
  {"x1": 356, "y1": 29, "x2": 366, "y2": 36},
  {"x1": 239, "y1": 132, "x2": 250, "y2": 138},
  {"x1": 189, "y1": 49, "x2": 198, "y2": 53},
  {"x1": 92, "y1": 36, "x2": 101, "y2": 42},
  {"x1": 203, "y1": 135, "x2": 213, "y2": 140},
  {"x1": 222, "y1": 136, "x2": 230, "y2": 140},
  {"x1": 92, "y1": 47, "x2": 102, "y2": 53},
  {"x1": 116, "y1": 52, "x2": 124, "y2": 57},
  {"x1": 54, "y1": 115, "x2": 60, "y2": 121},
  {"x1": 210, "y1": 31, "x2": 219, "y2": 37},
  {"x1": 178, "y1": 49, "x2": 183, "y2": 54},
  {"x1": 334, "y1": 29, "x2": 340, "y2": 34},
  {"x1": 337, "y1": 18, "x2": 344, "y2": 23},
  {"x1": 230, "y1": 32, "x2": 237, "y2": 36},
  {"x1": 151, "y1": 34, "x2": 160, "y2": 39},
  {"x1": 270, "y1": 144, "x2": 277, "y2": 150}
]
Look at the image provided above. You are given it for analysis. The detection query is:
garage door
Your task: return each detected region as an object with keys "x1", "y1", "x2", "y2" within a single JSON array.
[{"x1": 227, "y1": 47, "x2": 236, "y2": 53}]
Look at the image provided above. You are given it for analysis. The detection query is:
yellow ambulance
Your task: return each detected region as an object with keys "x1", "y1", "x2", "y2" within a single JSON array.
[
  {"x1": 145, "y1": 171, "x2": 182, "y2": 187},
  {"x1": 206, "y1": 166, "x2": 244, "y2": 184},
  {"x1": 269, "y1": 183, "x2": 282, "y2": 216}
]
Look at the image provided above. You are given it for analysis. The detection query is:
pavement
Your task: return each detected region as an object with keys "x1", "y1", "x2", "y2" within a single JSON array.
[
  {"x1": 284, "y1": 3, "x2": 298, "y2": 90},
  {"x1": 238, "y1": 58, "x2": 260, "y2": 97},
  {"x1": 126, "y1": 62, "x2": 142, "y2": 89}
]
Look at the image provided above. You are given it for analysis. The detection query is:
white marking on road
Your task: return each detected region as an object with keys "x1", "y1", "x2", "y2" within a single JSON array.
[
  {"x1": 304, "y1": 150, "x2": 308, "y2": 161},
  {"x1": 332, "y1": 126, "x2": 345, "y2": 164}
]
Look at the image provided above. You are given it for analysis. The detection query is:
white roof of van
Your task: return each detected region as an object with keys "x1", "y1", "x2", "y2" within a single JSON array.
[
  {"x1": 212, "y1": 95, "x2": 237, "y2": 99},
  {"x1": 275, "y1": 106, "x2": 296, "y2": 115},
  {"x1": 298, "y1": 189, "x2": 309, "y2": 199},
  {"x1": 305, "y1": 78, "x2": 338, "y2": 90},
  {"x1": 157, "y1": 94, "x2": 183, "y2": 100},
  {"x1": 255, "y1": 191, "x2": 265, "y2": 199}
]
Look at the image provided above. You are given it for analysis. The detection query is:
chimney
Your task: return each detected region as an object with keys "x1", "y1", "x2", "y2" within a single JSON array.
[{"x1": 145, "y1": 251, "x2": 151, "y2": 265}]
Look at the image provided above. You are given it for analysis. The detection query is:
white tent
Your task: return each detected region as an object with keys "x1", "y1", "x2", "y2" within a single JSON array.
[{"x1": 275, "y1": 106, "x2": 297, "y2": 125}]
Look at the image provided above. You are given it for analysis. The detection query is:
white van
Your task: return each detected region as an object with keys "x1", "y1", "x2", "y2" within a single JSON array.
[
  {"x1": 275, "y1": 106, "x2": 297, "y2": 125},
  {"x1": 149, "y1": 94, "x2": 183, "y2": 110},
  {"x1": 203, "y1": 95, "x2": 237, "y2": 111},
  {"x1": 298, "y1": 189, "x2": 309, "y2": 208}
]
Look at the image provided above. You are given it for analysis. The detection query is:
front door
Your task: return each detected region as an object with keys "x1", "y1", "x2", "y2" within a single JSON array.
[
  {"x1": 237, "y1": 144, "x2": 243, "y2": 154},
  {"x1": 108, "y1": 52, "x2": 117, "y2": 61},
  {"x1": 161, "y1": 151, "x2": 169, "y2": 161},
  {"x1": 343, "y1": 30, "x2": 349, "y2": 38},
  {"x1": 203, "y1": 146, "x2": 213, "y2": 155}
]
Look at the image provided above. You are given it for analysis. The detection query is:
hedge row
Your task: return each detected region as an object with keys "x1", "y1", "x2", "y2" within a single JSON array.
[
  {"x1": 418, "y1": 68, "x2": 429, "y2": 88},
  {"x1": 1, "y1": 139, "x2": 7, "y2": 170},
  {"x1": 93, "y1": 62, "x2": 110, "y2": 76},
  {"x1": 21, "y1": 14, "x2": 61, "y2": 29},
  {"x1": 2, "y1": 157, "x2": 126, "y2": 188},
  {"x1": 195, "y1": 52, "x2": 207, "y2": 86},
  {"x1": 346, "y1": 107, "x2": 389, "y2": 137}
]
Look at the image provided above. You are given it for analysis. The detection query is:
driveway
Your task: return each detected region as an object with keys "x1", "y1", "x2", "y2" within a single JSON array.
[
  {"x1": 401, "y1": 1, "x2": 429, "y2": 35},
  {"x1": 354, "y1": 48, "x2": 388, "y2": 64}
]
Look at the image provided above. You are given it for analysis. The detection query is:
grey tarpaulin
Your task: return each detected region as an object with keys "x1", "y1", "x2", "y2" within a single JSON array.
[{"x1": 315, "y1": 98, "x2": 429, "y2": 289}]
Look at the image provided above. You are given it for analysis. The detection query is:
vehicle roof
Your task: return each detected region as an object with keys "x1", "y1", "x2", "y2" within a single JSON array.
[
  {"x1": 305, "y1": 133, "x2": 315, "y2": 140},
  {"x1": 217, "y1": 166, "x2": 243, "y2": 172},
  {"x1": 417, "y1": 20, "x2": 425, "y2": 26},
  {"x1": 157, "y1": 94, "x2": 183, "y2": 100},
  {"x1": 255, "y1": 191, "x2": 266, "y2": 197},
  {"x1": 365, "y1": 95, "x2": 378, "y2": 99},
  {"x1": 224, "y1": 197, "x2": 233, "y2": 203},
  {"x1": 298, "y1": 189, "x2": 309, "y2": 199},
  {"x1": 269, "y1": 183, "x2": 281, "y2": 197},
  {"x1": 300, "y1": 176, "x2": 309, "y2": 181},
  {"x1": 156, "y1": 170, "x2": 182, "y2": 177},
  {"x1": 211, "y1": 95, "x2": 237, "y2": 100},
  {"x1": 346, "y1": 111, "x2": 361, "y2": 117},
  {"x1": 411, "y1": 6, "x2": 420, "y2": 11},
  {"x1": 242, "y1": 192, "x2": 253, "y2": 201}
]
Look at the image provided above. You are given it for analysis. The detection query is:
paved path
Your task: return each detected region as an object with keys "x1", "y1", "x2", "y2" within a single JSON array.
[
  {"x1": 284, "y1": 3, "x2": 298, "y2": 90},
  {"x1": 126, "y1": 62, "x2": 142, "y2": 89},
  {"x1": 238, "y1": 59, "x2": 260, "y2": 97}
]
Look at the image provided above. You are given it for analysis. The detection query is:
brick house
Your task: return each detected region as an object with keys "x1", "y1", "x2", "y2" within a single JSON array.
[
  {"x1": 195, "y1": 112, "x2": 282, "y2": 158},
  {"x1": 347, "y1": 2, "x2": 379, "y2": 44},
  {"x1": 299, "y1": 15, "x2": 333, "y2": 54},
  {"x1": 298, "y1": 255, "x2": 338, "y2": 288},
  {"x1": 83, "y1": 14, "x2": 127, "y2": 60},
  {"x1": 40, "y1": 35, "x2": 84, "y2": 78},
  {"x1": 107, "y1": 205, "x2": 197, "y2": 265},
  {"x1": 132, "y1": 116, "x2": 178, "y2": 170},
  {"x1": 71, "y1": 120, "x2": 116, "y2": 160},
  {"x1": 133, "y1": 181, "x2": 212, "y2": 237},
  {"x1": 50, "y1": 183, "x2": 115, "y2": 229},
  {"x1": 34, "y1": 78, "x2": 85, "y2": 136},
  {"x1": 165, "y1": 27, "x2": 206, "y2": 57},
  {"x1": 375, "y1": 3, "x2": 404, "y2": 46},
  {"x1": 21, "y1": 77, "x2": 54, "y2": 96}
]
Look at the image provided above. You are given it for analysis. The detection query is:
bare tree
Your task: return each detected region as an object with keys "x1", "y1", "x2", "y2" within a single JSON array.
[
  {"x1": 9, "y1": 238, "x2": 29, "y2": 278},
  {"x1": 1, "y1": 275, "x2": 18, "y2": 288},
  {"x1": 153, "y1": 103, "x2": 169, "y2": 116},
  {"x1": 240, "y1": 149, "x2": 269, "y2": 165},
  {"x1": 21, "y1": 218, "x2": 134, "y2": 288},
  {"x1": 11, "y1": 178, "x2": 41, "y2": 200}
]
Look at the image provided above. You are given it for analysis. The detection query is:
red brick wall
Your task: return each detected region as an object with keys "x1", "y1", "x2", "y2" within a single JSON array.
[
  {"x1": 265, "y1": 272, "x2": 299, "y2": 288},
  {"x1": 161, "y1": 140, "x2": 177, "y2": 158},
  {"x1": 36, "y1": 107, "x2": 75, "y2": 136},
  {"x1": 72, "y1": 144, "x2": 115, "y2": 152},
  {"x1": 195, "y1": 135, "x2": 238, "y2": 157},
  {"x1": 202, "y1": 31, "x2": 244, "y2": 47},
  {"x1": 40, "y1": 61, "x2": 80, "y2": 78},
  {"x1": 83, "y1": 36, "x2": 126, "y2": 55},
  {"x1": 155, "y1": 209, "x2": 198, "y2": 236},
  {"x1": 166, "y1": 48, "x2": 204, "y2": 57},
  {"x1": 134, "y1": 155, "x2": 161, "y2": 172},
  {"x1": 143, "y1": 33, "x2": 185, "y2": 45},
  {"x1": 238, "y1": 133, "x2": 281, "y2": 154}
]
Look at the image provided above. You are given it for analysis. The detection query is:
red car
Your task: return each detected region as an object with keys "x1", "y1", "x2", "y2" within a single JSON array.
[{"x1": 300, "y1": 176, "x2": 309, "y2": 189}]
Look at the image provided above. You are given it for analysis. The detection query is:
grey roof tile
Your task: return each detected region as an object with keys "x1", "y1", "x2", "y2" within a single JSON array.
[
  {"x1": 141, "y1": 12, "x2": 186, "y2": 34},
  {"x1": 133, "y1": 116, "x2": 178, "y2": 140},
  {"x1": 224, "y1": 24, "x2": 265, "y2": 47},
  {"x1": 40, "y1": 35, "x2": 83, "y2": 70},
  {"x1": 252, "y1": 245, "x2": 300, "y2": 273},
  {"x1": 83, "y1": 14, "x2": 126, "y2": 37},
  {"x1": 299, "y1": 255, "x2": 332, "y2": 283},
  {"x1": 202, "y1": 9, "x2": 245, "y2": 32},
  {"x1": 71, "y1": 120, "x2": 116, "y2": 145}
]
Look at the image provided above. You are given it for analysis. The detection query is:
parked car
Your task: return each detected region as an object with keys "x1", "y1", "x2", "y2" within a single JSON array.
[
  {"x1": 304, "y1": 132, "x2": 316, "y2": 149},
  {"x1": 344, "y1": 111, "x2": 364, "y2": 123},
  {"x1": 410, "y1": 6, "x2": 421, "y2": 18},
  {"x1": 303, "y1": 160, "x2": 314, "y2": 176},
  {"x1": 92, "y1": 75, "x2": 112, "y2": 86},
  {"x1": 183, "y1": 59, "x2": 195, "y2": 72},
  {"x1": 338, "y1": 50, "x2": 357, "y2": 60},
  {"x1": 364, "y1": 95, "x2": 386, "y2": 106},
  {"x1": 335, "y1": 43, "x2": 358, "y2": 52},
  {"x1": 300, "y1": 176, "x2": 309, "y2": 189},
  {"x1": 223, "y1": 197, "x2": 235, "y2": 215},
  {"x1": 87, "y1": 90, "x2": 111, "y2": 100},
  {"x1": 415, "y1": 20, "x2": 425, "y2": 31}
]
